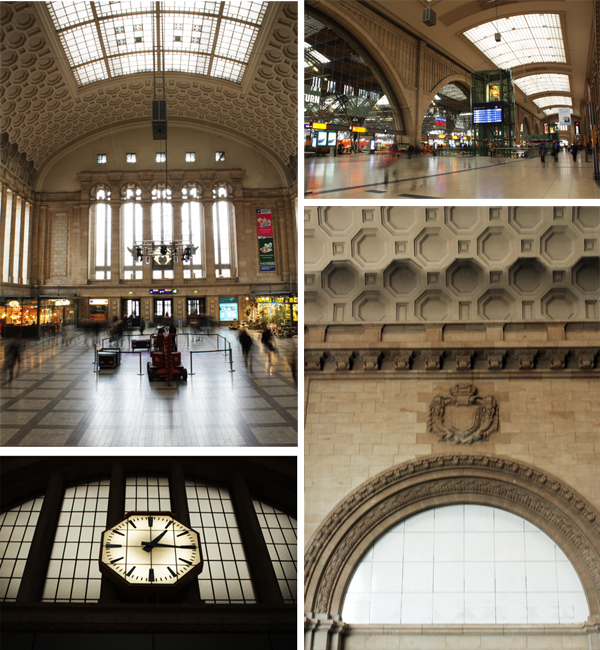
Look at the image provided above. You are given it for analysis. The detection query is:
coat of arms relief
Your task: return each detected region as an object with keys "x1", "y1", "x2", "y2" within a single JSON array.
[{"x1": 428, "y1": 383, "x2": 499, "y2": 444}]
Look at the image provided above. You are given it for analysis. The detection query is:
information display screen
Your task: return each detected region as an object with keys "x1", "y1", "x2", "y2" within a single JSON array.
[
  {"x1": 219, "y1": 297, "x2": 238, "y2": 322},
  {"x1": 472, "y1": 102, "x2": 503, "y2": 124},
  {"x1": 327, "y1": 131, "x2": 337, "y2": 146},
  {"x1": 317, "y1": 132, "x2": 327, "y2": 146}
]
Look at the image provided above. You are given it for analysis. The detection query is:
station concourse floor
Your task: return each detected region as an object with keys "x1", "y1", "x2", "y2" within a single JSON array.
[
  {"x1": 304, "y1": 151, "x2": 600, "y2": 199},
  {"x1": 0, "y1": 328, "x2": 297, "y2": 448}
]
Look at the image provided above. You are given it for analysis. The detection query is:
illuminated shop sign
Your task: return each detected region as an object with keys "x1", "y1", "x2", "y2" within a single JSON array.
[
  {"x1": 351, "y1": 126, "x2": 366, "y2": 133},
  {"x1": 89, "y1": 299, "x2": 108, "y2": 305},
  {"x1": 434, "y1": 117, "x2": 446, "y2": 127},
  {"x1": 219, "y1": 297, "x2": 238, "y2": 322},
  {"x1": 54, "y1": 300, "x2": 71, "y2": 306},
  {"x1": 312, "y1": 122, "x2": 327, "y2": 130}
]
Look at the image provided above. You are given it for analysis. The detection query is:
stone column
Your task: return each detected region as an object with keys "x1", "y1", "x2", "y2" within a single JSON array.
[{"x1": 304, "y1": 613, "x2": 346, "y2": 650}]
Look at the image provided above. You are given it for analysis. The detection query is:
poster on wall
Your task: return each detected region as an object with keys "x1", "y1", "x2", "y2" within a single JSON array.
[
  {"x1": 256, "y1": 209, "x2": 276, "y2": 271},
  {"x1": 219, "y1": 297, "x2": 238, "y2": 322},
  {"x1": 558, "y1": 107, "x2": 571, "y2": 126}
]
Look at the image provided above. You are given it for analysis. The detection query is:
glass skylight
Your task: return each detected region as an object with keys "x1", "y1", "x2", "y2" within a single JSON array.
[
  {"x1": 533, "y1": 96, "x2": 572, "y2": 109},
  {"x1": 47, "y1": 1, "x2": 268, "y2": 87},
  {"x1": 304, "y1": 42, "x2": 330, "y2": 65},
  {"x1": 463, "y1": 14, "x2": 566, "y2": 69},
  {"x1": 514, "y1": 74, "x2": 570, "y2": 97}
]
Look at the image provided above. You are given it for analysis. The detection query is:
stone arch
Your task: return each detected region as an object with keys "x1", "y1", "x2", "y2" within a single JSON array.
[
  {"x1": 522, "y1": 114, "x2": 531, "y2": 136},
  {"x1": 307, "y1": 5, "x2": 413, "y2": 136},
  {"x1": 305, "y1": 454, "x2": 600, "y2": 620},
  {"x1": 418, "y1": 74, "x2": 472, "y2": 140}
]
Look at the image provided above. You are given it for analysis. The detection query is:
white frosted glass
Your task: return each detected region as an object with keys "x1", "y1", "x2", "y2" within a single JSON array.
[
  {"x1": 402, "y1": 562, "x2": 433, "y2": 593},
  {"x1": 433, "y1": 592, "x2": 464, "y2": 623},
  {"x1": 527, "y1": 592, "x2": 559, "y2": 623},
  {"x1": 401, "y1": 593, "x2": 433, "y2": 624},
  {"x1": 494, "y1": 509, "x2": 524, "y2": 532},
  {"x1": 404, "y1": 510, "x2": 434, "y2": 532},
  {"x1": 465, "y1": 562, "x2": 495, "y2": 592},
  {"x1": 464, "y1": 592, "x2": 496, "y2": 623},
  {"x1": 404, "y1": 533, "x2": 433, "y2": 561},
  {"x1": 346, "y1": 562, "x2": 372, "y2": 593},
  {"x1": 343, "y1": 593, "x2": 371, "y2": 623},
  {"x1": 464, "y1": 505, "x2": 494, "y2": 531},
  {"x1": 525, "y1": 532, "x2": 557, "y2": 561},
  {"x1": 526, "y1": 562, "x2": 558, "y2": 592},
  {"x1": 372, "y1": 532, "x2": 403, "y2": 561},
  {"x1": 370, "y1": 592, "x2": 401, "y2": 623},
  {"x1": 557, "y1": 562, "x2": 584, "y2": 591},
  {"x1": 496, "y1": 562, "x2": 527, "y2": 592},
  {"x1": 558, "y1": 592, "x2": 589, "y2": 623},
  {"x1": 434, "y1": 504, "x2": 463, "y2": 531},
  {"x1": 496, "y1": 592, "x2": 527, "y2": 623},
  {"x1": 495, "y1": 533, "x2": 525, "y2": 561},
  {"x1": 465, "y1": 532, "x2": 495, "y2": 561},
  {"x1": 371, "y1": 562, "x2": 402, "y2": 592},
  {"x1": 434, "y1": 532, "x2": 463, "y2": 561},
  {"x1": 433, "y1": 562, "x2": 464, "y2": 592}
]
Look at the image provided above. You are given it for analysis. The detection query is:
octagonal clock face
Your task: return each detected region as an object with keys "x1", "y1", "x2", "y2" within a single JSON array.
[{"x1": 100, "y1": 511, "x2": 203, "y2": 593}]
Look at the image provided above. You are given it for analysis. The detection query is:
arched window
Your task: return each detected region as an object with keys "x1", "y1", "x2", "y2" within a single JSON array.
[
  {"x1": 342, "y1": 504, "x2": 589, "y2": 625},
  {"x1": 212, "y1": 182, "x2": 237, "y2": 278},
  {"x1": 151, "y1": 183, "x2": 173, "y2": 280},
  {"x1": 181, "y1": 182, "x2": 204, "y2": 279},
  {"x1": 90, "y1": 184, "x2": 111, "y2": 280},
  {"x1": 121, "y1": 183, "x2": 143, "y2": 280}
]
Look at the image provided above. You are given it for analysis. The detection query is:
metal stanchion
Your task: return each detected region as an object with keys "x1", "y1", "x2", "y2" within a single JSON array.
[
  {"x1": 93, "y1": 343, "x2": 99, "y2": 373},
  {"x1": 228, "y1": 345, "x2": 235, "y2": 373},
  {"x1": 137, "y1": 351, "x2": 144, "y2": 376},
  {"x1": 189, "y1": 351, "x2": 195, "y2": 375}
]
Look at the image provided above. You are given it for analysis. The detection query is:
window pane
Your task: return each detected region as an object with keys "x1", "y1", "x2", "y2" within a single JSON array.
[
  {"x1": 42, "y1": 480, "x2": 109, "y2": 603},
  {"x1": 3, "y1": 189, "x2": 13, "y2": 282},
  {"x1": 252, "y1": 500, "x2": 297, "y2": 604},
  {"x1": 342, "y1": 505, "x2": 589, "y2": 625}
]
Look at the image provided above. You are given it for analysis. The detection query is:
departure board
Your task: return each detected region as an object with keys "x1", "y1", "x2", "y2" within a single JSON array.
[{"x1": 472, "y1": 102, "x2": 503, "y2": 124}]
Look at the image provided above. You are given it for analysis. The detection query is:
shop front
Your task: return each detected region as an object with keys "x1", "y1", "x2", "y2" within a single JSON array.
[
  {"x1": 246, "y1": 296, "x2": 297, "y2": 331},
  {"x1": 0, "y1": 297, "x2": 79, "y2": 339}
]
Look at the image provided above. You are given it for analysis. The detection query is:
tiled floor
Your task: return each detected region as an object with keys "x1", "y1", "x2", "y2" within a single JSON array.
[
  {"x1": 304, "y1": 153, "x2": 600, "y2": 199},
  {"x1": 0, "y1": 329, "x2": 297, "y2": 447}
]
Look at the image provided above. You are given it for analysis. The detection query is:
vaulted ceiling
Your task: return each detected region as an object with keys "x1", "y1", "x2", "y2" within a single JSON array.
[
  {"x1": 0, "y1": 1, "x2": 298, "y2": 189},
  {"x1": 360, "y1": 0, "x2": 592, "y2": 114}
]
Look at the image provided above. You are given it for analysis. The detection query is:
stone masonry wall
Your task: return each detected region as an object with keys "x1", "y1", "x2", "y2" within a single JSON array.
[{"x1": 305, "y1": 374, "x2": 600, "y2": 545}]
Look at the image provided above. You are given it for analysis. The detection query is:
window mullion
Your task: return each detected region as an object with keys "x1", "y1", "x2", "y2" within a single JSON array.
[
  {"x1": 16, "y1": 472, "x2": 65, "y2": 603},
  {"x1": 229, "y1": 474, "x2": 284, "y2": 606}
]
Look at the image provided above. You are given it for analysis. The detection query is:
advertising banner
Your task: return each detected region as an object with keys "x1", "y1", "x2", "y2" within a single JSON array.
[
  {"x1": 257, "y1": 209, "x2": 275, "y2": 271},
  {"x1": 558, "y1": 108, "x2": 571, "y2": 126},
  {"x1": 219, "y1": 297, "x2": 238, "y2": 322},
  {"x1": 259, "y1": 237, "x2": 276, "y2": 271},
  {"x1": 256, "y1": 209, "x2": 273, "y2": 237}
]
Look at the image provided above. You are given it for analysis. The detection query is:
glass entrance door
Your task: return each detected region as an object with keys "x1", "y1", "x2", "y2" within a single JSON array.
[{"x1": 153, "y1": 299, "x2": 173, "y2": 325}]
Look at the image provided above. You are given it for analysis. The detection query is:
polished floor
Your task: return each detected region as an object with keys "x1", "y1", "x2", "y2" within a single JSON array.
[
  {"x1": 304, "y1": 152, "x2": 600, "y2": 199},
  {"x1": 0, "y1": 328, "x2": 297, "y2": 447}
]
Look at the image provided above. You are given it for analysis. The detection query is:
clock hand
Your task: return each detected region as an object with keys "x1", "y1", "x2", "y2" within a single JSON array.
[
  {"x1": 141, "y1": 528, "x2": 170, "y2": 552},
  {"x1": 139, "y1": 543, "x2": 197, "y2": 549}
]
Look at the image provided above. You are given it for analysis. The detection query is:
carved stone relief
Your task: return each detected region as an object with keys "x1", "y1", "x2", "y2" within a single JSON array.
[{"x1": 428, "y1": 383, "x2": 499, "y2": 444}]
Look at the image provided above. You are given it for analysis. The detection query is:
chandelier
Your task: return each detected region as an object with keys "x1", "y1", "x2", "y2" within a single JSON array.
[{"x1": 128, "y1": 242, "x2": 198, "y2": 265}]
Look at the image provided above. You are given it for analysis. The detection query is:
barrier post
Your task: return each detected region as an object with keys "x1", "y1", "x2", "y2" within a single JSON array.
[
  {"x1": 93, "y1": 343, "x2": 98, "y2": 373},
  {"x1": 137, "y1": 351, "x2": 144, "y2": 376},
  {"x1": 228, "y1": 344, "x2": 235, "y2": 373},
  {"x1": 189, "y1": 351, "x2": 195, "y2": 375}
]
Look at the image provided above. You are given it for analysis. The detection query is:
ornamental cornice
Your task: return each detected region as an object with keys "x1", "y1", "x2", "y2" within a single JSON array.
[{"x1": 304, "y1": 346, "x2": 599, "y2": 372}]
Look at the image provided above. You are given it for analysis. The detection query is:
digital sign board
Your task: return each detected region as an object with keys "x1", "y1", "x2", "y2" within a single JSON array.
[
  {"x1": 219, "y1": 297, "x2": 238, "y2": 322},
  {"x1": 472, "y1": 102, "x2": 503, "y2": 124},
  {"x1": 434, "y1": 117, "x2": 446, "y2": 127},
  {"x1": 317, "y1": 131, "x2": 327, "y2": 146},
  {"x1": 327, "y1": 131, "x2": 337, "y2": 146}
]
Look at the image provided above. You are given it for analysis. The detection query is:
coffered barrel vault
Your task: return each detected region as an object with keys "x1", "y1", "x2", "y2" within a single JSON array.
[{"x1": 305, "y1": 206, "x2": 600, "y2": 326}]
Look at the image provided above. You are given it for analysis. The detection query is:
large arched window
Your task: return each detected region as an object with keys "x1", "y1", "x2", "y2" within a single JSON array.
[
  {"x1": 181, "y1": 182, "x2": 205, "y2": 279},
  {"x1": 121, "y1": 183, "x2": 143, "y2": 280},
  {"x1": 342, "y1": 504, "x2": 589, "y2": 625},
  {"x1": 1, "y1": 462, "x2": 297, "y2": 610},
  {"x1": 151, "y1": 183, "x2": 173, "y2": 280},
  {"x1": 212, "y1": 182, "x2": 237, "y2": 278},
  {"x1": 90, "y1": 184, "x2": 111, "y2": 280}
]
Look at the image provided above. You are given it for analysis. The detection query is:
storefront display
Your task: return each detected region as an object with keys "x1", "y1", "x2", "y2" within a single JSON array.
[{"x1": 0, "y1": 297, "x2": 78, "y2": 338}]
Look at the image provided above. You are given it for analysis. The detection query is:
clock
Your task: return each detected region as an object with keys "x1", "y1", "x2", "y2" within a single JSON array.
[{"x1": 99, "y1": 511, "x2": 203, "y2": 594}]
